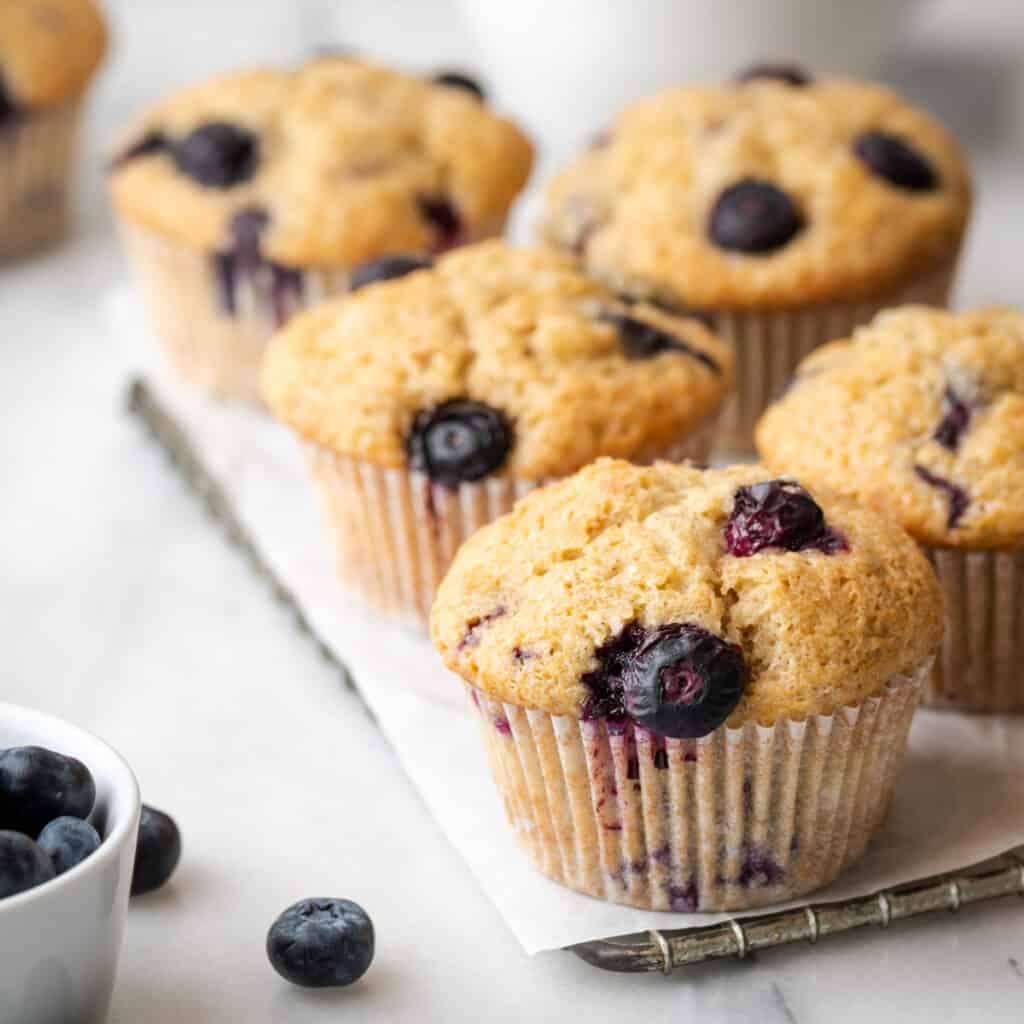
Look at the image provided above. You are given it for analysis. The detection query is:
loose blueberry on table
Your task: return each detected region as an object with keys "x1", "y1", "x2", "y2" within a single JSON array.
[
  {"x1": 405, "y1": 398, "x2": 513, "y2": 485},
  {"x1": 131, "y1": 804, "x2": 182, "y2": 896},
  {"x1": 724, "y1": 479, "x2": 847, "y2": 556},
  {"x1": 267, "y1": 898, "x2": 375, "y2": 988},
  {"x1": 349, "y1": 253, "x2": 433, "y2": 292},
  {"x1": 583, "y1": 622, "x2": 748, "y2": 739},
  {"x1": 708, "y1": 178, "x2": 804, "y2": 253}
]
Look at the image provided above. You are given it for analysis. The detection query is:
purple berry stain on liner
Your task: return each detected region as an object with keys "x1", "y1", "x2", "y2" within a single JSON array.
[
  {"x1": 597, "y1": 311, "x2": 720, "y2": 374},
  {"x1": 669, "y1": 881, "x2": 700, "y2": 912},
  {"x1": 724, "y1": 479, "x2": 847, "y2": 557},
  {"x1": 493, "y1": 715, "x2": 512, "y2": 736},
  {"x1": 457, "y1": 606, "x2": 507, "y2": 653},
  {"x1": 735, "y1": 845, "x2": 784, "y2": 888},
  {"x1": 933, "y1": 385, "x2": 972, "y2": 450},
  {"x1": 914, "y1": 465, "x2": 969, "y2": 528}
]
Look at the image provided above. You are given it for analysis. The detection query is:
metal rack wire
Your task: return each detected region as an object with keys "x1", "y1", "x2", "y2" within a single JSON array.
[{"x1": 127, "y1": 376, "x2": 1024, "y2": 975}]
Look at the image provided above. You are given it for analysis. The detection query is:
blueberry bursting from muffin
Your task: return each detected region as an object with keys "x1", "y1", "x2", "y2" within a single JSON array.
[{"x1": 580, "y1": 481, "x2": 846, "y2": 739}]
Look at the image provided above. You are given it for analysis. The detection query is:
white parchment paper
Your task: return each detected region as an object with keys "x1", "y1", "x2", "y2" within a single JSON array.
[{"x1": 113, "y1": 293, "x2": 1024, "y2": 956}]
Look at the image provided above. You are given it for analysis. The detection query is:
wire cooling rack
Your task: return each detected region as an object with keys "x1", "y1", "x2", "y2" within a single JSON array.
[{"x1": 127, "y1": 376, "x2": 1024, "y2": 975}]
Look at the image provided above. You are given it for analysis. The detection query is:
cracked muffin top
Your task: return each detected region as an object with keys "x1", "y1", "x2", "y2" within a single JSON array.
[
  {"x1": 108, "y1": 56, "x2": 534, "y2": 266},
  {"x1": 261, "y1": 241, "x2": 732, "y2": 481},
  {"x1": 431, "y1": 458, "x2": 943, "y2": 732},
  {"x1": 756, "y1": 306, "x2": 1024, "y2": 550},
  {"x1": 539, "y1": 72, "x2": 970, "y2": 310},
  {"x1": 0, "y1": 0, "x2": 106, "y2": 108}
]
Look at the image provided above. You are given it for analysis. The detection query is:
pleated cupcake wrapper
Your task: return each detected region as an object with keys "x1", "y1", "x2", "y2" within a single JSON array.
[
  {"x1": 306, "y1": 414, "x2": 719, "y2": 630},
  {"x1": 0, "y1": 102, "x2": 80, "y2": 261},
  {"x1": 118, "y1": 219, "x2": 508, "y2": 404},
  {"x1": 468, "y1": 662, "x2": 927, "y2": 912},
  {"x1": 710, "y1": 256, "x2": 959, "y2": 455},
  {"x1": 925, "y1": 546, "x2": 1024, "y2": 712}
]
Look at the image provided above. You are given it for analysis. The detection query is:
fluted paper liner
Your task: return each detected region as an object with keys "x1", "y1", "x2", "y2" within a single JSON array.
[
  {"x1": 306, "y1": 417, "x2": 719, "y2": 630},
  {"x1": 468, "y1": 663, "x2": 926, "y2": 912},
  {"x1": 926, "y1": 546, "x2": 1024, "y2": 712},
  {"x1": 0, "y1": 102, "x2": 80, "y2": 261},
  {"x1": 118, "y1": 218, "x2": 508, "y2": 403},
  {"x1": 712, "y1": 257, "x2": 959, "y2": 454}
]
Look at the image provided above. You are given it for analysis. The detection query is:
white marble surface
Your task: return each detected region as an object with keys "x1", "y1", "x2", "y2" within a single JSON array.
[{"x1": 1, "y1": 2, "x2": 1023, "y2": 1020}]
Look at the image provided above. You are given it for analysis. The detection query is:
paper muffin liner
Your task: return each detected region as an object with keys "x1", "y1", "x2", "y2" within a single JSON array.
[
  {"x1": 709, "y1": 256, "x2": 959, "y2": 455},
  {"x1": 924, "y1": 546, "x2": 1024, "y2": 712},
  {"x1": 0, "y1": 102, "x2": 81, "y2": 261},
  {"x1": 117, "y1": 218, "x2": 508, "y2": 404},
  {"x1": 467, "y1": 662, "x2": 927, "y2": 911},
  {"x1": 306, "y1": 414, "x2": 719, "y2": 630}
]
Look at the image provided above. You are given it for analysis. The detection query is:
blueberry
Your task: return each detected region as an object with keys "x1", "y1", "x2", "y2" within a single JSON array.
[
  {"x1": 581, "y1": 622, "x2": 648, "y2": 721},
  {"x1": 349, "y1": 254, "x2": 433, "y2": 292},
  {"x1": 723, "y1": 479, "x2": 847, "y2": 556},
  {"x1": 0, "y1": 831, "x2": 55, "y2": 898},
  {"x1": 709, "y1": 178, "x2": 804, "y2": 253},
  {"x1": 432, "y1": 71, "x2": 486, "y2": 102},
  {"x1": 933, "y1": 385, "x2": 972, "y2": 451},
  {"x1": 416, "y1": 195, "x2": 462, "y2": 250},
  {"x1": 267, "y1": 898, "x2": 374, "y2": 988},
  {"x1": 597, "y1": 310, "x2": 720, "y2": 373},
  {"x1": 173, "y1": 122, "x2": 259, "y2": 189},
  {"x1": 853, "y1": 131, "x2": 938, "y2": 192},
  {"x1": 37, "y1": 817, "x2": 101, "y2": 876},
  {"x1": 405, "y1": 398, "x2": 513, "y2": 485},
  {"x1": 0, "y1": 746, "x2": 95, "y2": 836},
  {"x1": 914, "y1": 465, "x2": 969, "y2": 529},
  {"x1": 131, "y1": 805, "x2": 181, "y2": 896},
  {"x1": 735, "y1": 64, "x2": 811, "y2": 87},
  {"x1": 622, "y1": 623, "x2": 747, "y2": 739},
  {"x1": 0, "y1": 76, "x2": 21, "y2": 128},
  {"x1": 111, "y1": 130, "x2": 169, "y2": 168}
]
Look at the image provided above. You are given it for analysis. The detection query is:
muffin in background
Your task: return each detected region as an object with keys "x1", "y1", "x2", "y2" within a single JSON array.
[
  {"x1": 431, "y1": 458, "x2": 943, "y2": 911},
  {"x1": 108, "y1": 56, "x2": 533, "y2": 402},
  {"x1": 757, "y1": 305, "x2": 1024, "y2": 712},
  {"x1": 262, "y1": 240, "x2": 732, "y2": 629},
  {"x1": 0, "y1": 0, "x2": 107, "y2": 260},
  {"x1": 539, "y1": 69, "x2": 971, "y2": 452}
]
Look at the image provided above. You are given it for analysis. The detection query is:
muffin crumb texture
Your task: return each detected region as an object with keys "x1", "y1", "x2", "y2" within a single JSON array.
[
  {"x1": 541, "y1": 76, "x2": 969, "y2": 309},
  {"x1": 431, "y1": 459, "x2": 943, "y2": 725},
  {"x1": 108, "y1": 57, "x2": 534, "y2": 266},
  {"x1": 262, "y1": 241, "x2": 732, "y2": 479},
  {"x1": 0, "y1": 0, "x2": 107, "y2": 107},
  {"x1": 757, "y1": 306, "x2": 1024, "y2": 548}
]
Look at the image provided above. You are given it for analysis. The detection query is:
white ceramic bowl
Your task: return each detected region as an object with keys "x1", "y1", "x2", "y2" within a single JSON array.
[{"x1": 0, "y1": 704, "x2": 140, "y2": 1024}]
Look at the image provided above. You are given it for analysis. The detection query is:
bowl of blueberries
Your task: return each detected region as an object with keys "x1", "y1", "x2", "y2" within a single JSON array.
[{"x1": 0, "y1": 702, "x2": 142, "y2": 1024}]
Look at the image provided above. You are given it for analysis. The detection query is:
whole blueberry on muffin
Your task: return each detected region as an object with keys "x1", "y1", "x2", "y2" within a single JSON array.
[
  {"x1": 0, "y1": 0, "x2": 107, "y2": 259},
  {"x1": 262, "y1": 241, "x2": 732, "y2": 628},
  {"x1": 539, "y1": 71, "x2": 971, "y2": 451},
  {"x1": 108, "y1": 55, "x2": 534, "y2": 401},
  {"x1": 431, "y1": 459, "x2": 942, "y2": 911},
  {"x1": 757, "y1": 305, "x2": 1024, "y2": 711}
]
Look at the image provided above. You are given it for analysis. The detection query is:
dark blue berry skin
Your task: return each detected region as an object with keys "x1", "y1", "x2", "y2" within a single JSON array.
[
  {"x1": 416, "y1": 195, "x2": 462, "y2": 250},
  {"x1": 597, "y1": 311, "x2": 720, "y2": 373},
  {"x1": 0, "y1": 76, "x2": 21, "y2": 129},
  {"x1": 131, "y1": 805, "x2": 181, "y2": 896},
  {"x1": 914, "y1": 465, "x2": 969, "y2": 529},
  {"x1": 37, "y1": 817, "x2": 101, "y2": 876},
  {"x1": 173, "y1": 122, "x2": 259, "y2": 189},
  {"x1": 736, "y1": 64, "x2": 811, "y2": 87},
  {"x1": 0, "y1": 746, "x2": 95, "y2": 837},
  {"x1": 854, "y1": 131, "x2": 938, "y2": 192},
  {"x1": 432, "y1": 71, "x2": 486, "y2": 102},
  {"x1": 933, "y1": 385, "x2": 972, "y2": 450},
  {"x1": 406, "y1": 398, "x2": 513, "y2": 485},
  {"x1": 724, "y1": 479, "x2": 847, "y2": 556},
  {"x1": 708, "y1": 179, "x2": 804, "y2": 253},
  {"x1": 349, "y1": 254, "x2": 433, "y2": 292},
  {"x1": 622, "y1": 623, "x2": 747, "y2": 738},
  {"x1": 111, "y1": 130, "x2": 169, "y2": 168},
  {"x1": 0, "y1": 831, "x2": 55, "y2": 899},
  {"x1": 267, "y1": 898, "x2": 374, "y2": 988}
]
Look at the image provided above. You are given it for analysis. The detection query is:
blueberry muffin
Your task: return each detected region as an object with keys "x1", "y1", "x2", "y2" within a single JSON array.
[
  {"x1": 0, "y1": 0, "x2": 107, "y2": 259},
  {"x1": 262, "y1": 241, "x2": 732, "y2": 628},
  {"x1": 109, "y1": 56, "x2": 533, "y2": 401},
  {"x1": 431, "y1": 458, "x2": 942, "y2": 910},
  {"x1": 539, "y1": 68, "x2": 971, "y2": 451},
  {"x1": 757, "y1": 305, "x2": 1024, "y2": 711}
]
